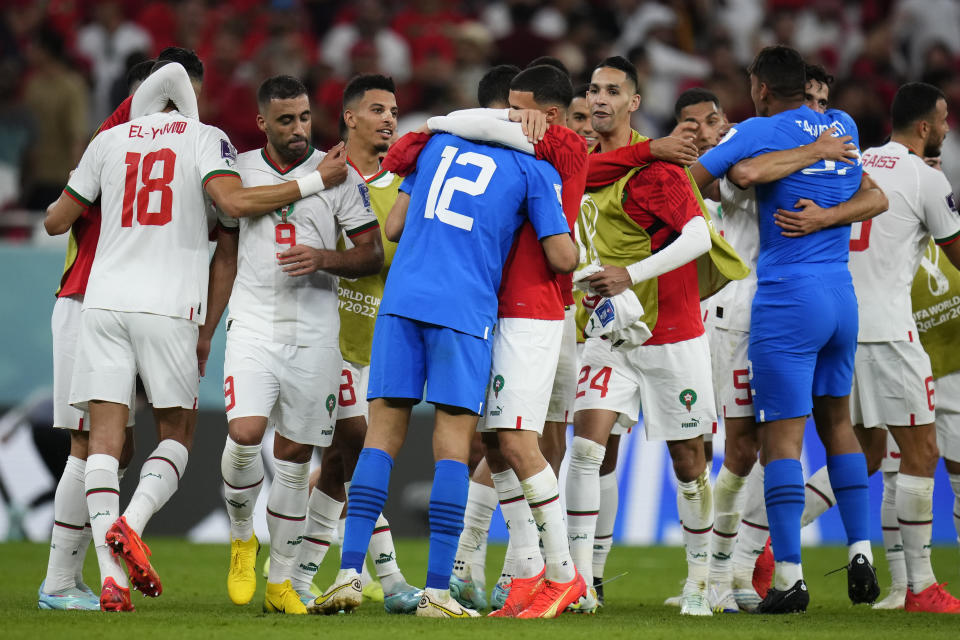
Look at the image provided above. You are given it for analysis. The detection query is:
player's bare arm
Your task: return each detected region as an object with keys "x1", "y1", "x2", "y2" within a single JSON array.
[
  {"x1": 941, "y1": 236, "x2": 960, "y2": 271},
  {"x1": 540, "y1": 233, "x2": 578, "y2": 273},
  {"x1": 278, "y1": 228, "x2": 383, "y2": 278},
  {"x1": 197, "y1": 224, "x2": 239, "y2": 376},
  {"x1": 44, "y1": 194, "x2": 86, "y2": 236},
  {"x1": 385, "y1": 191, "x2": 410, "y2": 241},
  {"x1": 773, "y1": 172, "x2": 889, "y2": 237},
  {"x1": 205, "y1": 142, "x2": 348, "y2": 218},
  {"x1": 726, "y1": 127, "x2": 857, "y2": 188}
]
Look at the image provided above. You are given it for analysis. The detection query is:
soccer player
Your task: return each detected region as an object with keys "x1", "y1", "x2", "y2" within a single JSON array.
[
  {"x1": 567, "y1": 85, "x2": 597, "y2": 149},
  {"x1": 44, "y1": 70, "x2": 340, "y2": 612},
  {"x1": 783, "y1": 83, "x2": 960, "y2": 613},
  {"x1": 205, "y1": 76, "x2": 381, "y2": 615},
  {"x1": 423, "y1": 64, "x2": 589, "y2": 618},
  {"x1": 37, "y1": 51, "x2": 206, "y2": 611},
  {"x1": 692, "y1": 45, "x2": 879, "y2": 613},
  {"x1": 288, "y1": 73, "x2": 420, "y2": 614},
  {"x1": 566, "y1": 56, "x2": 747, "y2": 617},
  {"x1": 311, "y1": 122, "x2": 576, "y2": 619}
]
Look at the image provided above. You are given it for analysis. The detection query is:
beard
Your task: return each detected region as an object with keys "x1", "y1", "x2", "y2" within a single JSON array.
[
  {"x1": 924, "y1": 136, "x2": 943, "y2": 158},
  {"x1": 373, "y1": 141, "x2": 390, "y2": 154}
]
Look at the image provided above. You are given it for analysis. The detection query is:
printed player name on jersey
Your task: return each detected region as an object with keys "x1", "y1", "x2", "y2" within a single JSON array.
[
  {"x1": 128, "y1": 121, "x2": 188, "y2": 140},
  {"x1": 914, "y1": 294, "x2": 960, "y2": 331},
  {"x1": 792, "y1": 117, "x2": 848, "y2": 137},
  {"x1": 861, "y1": 153, "x2": 899, "y2": 169}
]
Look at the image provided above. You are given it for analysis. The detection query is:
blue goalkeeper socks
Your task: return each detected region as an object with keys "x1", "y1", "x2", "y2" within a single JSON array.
[
  {"x1": 827, "y1": 453, "x2": 870, "y2": 545},
  {"x1": 425, "y1": 459, "x2": 469, "y2": 590},
  {"x1": 764, "y1": 458, "x2": 805, "y2": 564},
  {"x1": 341, "y1": 447, "x2": 393, "y2": 572}
]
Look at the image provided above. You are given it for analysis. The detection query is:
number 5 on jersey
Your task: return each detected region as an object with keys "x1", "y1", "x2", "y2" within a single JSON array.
[
  {"x1": 122, "y1": 149, "x2": 177, "y2": 227},
  {"x1": 424, "y1": 145, "x2": 497, "y2": 231}
]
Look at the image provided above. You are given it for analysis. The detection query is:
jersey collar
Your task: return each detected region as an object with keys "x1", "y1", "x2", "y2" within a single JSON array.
[
  {"x1": 347, "y1": 156, "x2": 388, "y2": 183},
  {"x1": 261, "y1": 146, "x2": 314, "y2": 175}
]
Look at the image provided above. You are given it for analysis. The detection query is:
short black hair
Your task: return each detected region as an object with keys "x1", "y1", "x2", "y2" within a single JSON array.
[
  {"x1": 747, "y1": 45, "x2": 805, "y2": 100},
  {"x1": 157, "y1": 47, "x2": 204, "y2": 82},
  {"x1": 674, "y1": 88, "x2": 720, "y2": 119},
  {"x1": 892, "y1": 82, "x2": 947, "y2": 132},
  {"x1": 478, "y1": 64, "x2": 520, "y2": 108},
  {"x1": 510, "y1": 65, "x2": 573, "y2": 109},
  {"x1": 126, "y1": 58, "x2": 155, "y2": 92},
  {"x1": 343, "y1": 74, "x2": 396, "y2": 110},
  {"x1": 526, "y1": 56, "x2": 569, "y2": 77},
  {"x1": 572, "y1": 83, "x2": 589, "y2": 102},
  {"x1": 805, "y1": 63, "x2": 834, "y2": 88},
  {"x1": 594, "y1": 56, "x2": 639, "y2": 93},
  {"x1": 257, "y1": 75, "x2": 308, "y2": 110}
]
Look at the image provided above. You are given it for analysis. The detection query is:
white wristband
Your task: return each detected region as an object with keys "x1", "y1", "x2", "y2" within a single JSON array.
[
  {"x1": 626, "y1": 261, "x2": 646, "y2": 285},
  {"x1": 296, "y1": 172, "x2": 325, "y2": 198}
]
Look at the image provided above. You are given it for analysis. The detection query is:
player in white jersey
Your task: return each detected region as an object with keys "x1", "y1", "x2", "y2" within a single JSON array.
[
  {"x1": 206, "y1": 76, "x2": 382, "y2": 615},
  {"x1": 44, "y1": 72, "x2": 339, "y2": 613},
  {"x1": 792, "y1": 83, "x2": 960, "y2": 613}
]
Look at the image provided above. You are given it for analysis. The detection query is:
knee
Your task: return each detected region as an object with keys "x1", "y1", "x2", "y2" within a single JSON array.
[
  {"x1": 569, "y1": 436, "x2": 605, "y2": 472},
  {"x1": 863, "y1": 445, "x2": 885, "y2": 476},
  {"x1": 727, "y1": 437, "x2": 758, "y2": 476},
  {"x1": 671, "y1": 441, "x2": 705, "y2": 483}
]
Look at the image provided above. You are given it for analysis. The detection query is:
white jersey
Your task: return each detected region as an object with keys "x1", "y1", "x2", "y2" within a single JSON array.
[
  {"x1": 227, "y1": 148, "x2": 378, "y2": 347},
  {"x1": 66, "y1": 111, "x2": 238, "y2": 322},
  {"x1": 852, "y1": 141, "x2": 960, "y2": 342},
  {"x1": 703, "y1": 177, "x2": 759, "y2": 332}
]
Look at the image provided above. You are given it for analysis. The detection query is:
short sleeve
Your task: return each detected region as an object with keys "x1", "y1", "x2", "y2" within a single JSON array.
[
  {"x1": 336, "y1": 172, "x2": 380, "y2": 239},
  {"x1": 698, "y1": 117, "x2": 771, "y2": 179},
  {"x1": 196, "y1": 124, "x2": 241, "y2": 188},
  {"x1": 64, "y1": 134, "x2": 104, "y2": 207},
  {"x1": 920, "y1": 165, "x2": 960, "y2": 245},
  {"x1": 521, "y1": 157, "x2": 569, "y2": 239},
  {"x1": 399, "y1": 168, "x2": 417, "y2": 195}
]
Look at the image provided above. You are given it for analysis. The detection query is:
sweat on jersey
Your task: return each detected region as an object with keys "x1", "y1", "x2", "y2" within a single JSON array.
[
  {"x1": 65, "y1": 110, "x2": 239, "y2": 322},
  {"x1": 699, "y1": 105, "x2": 863, "y2": 279},
  {"x1": 227, "y1": 147, "x2": 379, "y2": 347},
  {"x1": 379, "y1": 133, "x2": 570, "y2": 339},
  {"x1": 851, "y1": 140, "x2": 960, "y2": 342}
]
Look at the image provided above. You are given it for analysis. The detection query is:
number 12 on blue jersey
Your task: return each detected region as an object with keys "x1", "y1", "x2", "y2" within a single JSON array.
[{"x1": 424, "y1": 145, "x2": 498, "y2": 231}]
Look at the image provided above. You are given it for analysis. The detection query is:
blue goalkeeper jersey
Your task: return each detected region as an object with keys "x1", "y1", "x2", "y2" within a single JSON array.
[
  {"x1": 379, "y1": 133, "x2": 569, "y2": 339},
  {"x1": 699, "y1": 105, "x2": 862, "y2": 279}
]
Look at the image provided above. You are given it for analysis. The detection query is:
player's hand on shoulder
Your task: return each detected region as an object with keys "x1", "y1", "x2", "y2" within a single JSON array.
[
  {"x1": 774, "y1": 198, "x2": 831, "y2": 237},
  {"x1": 650, "y1": 131, "x2": 698, "y2": 167},
  {"x1": 509, "y1": 108, "x2": 548, "y2": 144},
  {"x1": 318, "y1": 141, "x2": 348, "y2": 188},
  {"x1": 278, "y1": 244, "x2": 329, "y2": 276},
  {"x1": 811, "y1": 127, "x2": 857, "y2": 164},
  {"x1": 585, "y1": 264, "x2": 633, "y2": 297}
]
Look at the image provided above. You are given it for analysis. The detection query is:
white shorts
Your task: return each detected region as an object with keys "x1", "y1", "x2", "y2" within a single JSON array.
[
  {"x1": 574, "y1": 333, "x2": 716, "y2": 441},
  {"x1": 224, "y1": 331, "x2": 340, "y2": 447},
  {"x1": 480, "y1": 317, "x2": 564, "y2": 434},
  {"x1": 850, "y1": 341, "x2": 936, "y2": 429},
  {"x1": 338, "y1": 360, "x2": 370, "y2": 421},
  {"x1": 936, "y1": 370, "x2": 960, "y2": 463},
  {"x1": 545, "y1": 307, "x2": 578, "y2": 423},
  {"x1": 70, "y1": 308, "x2": 198, "y2": 412},
  {"x1": 710, "y1": 326, "x2": 754, "y2": 420}
]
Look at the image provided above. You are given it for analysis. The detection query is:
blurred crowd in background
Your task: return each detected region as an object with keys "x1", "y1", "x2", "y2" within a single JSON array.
[{"x1": 3, "y1": 0, "x2": 960, "y2": 224}]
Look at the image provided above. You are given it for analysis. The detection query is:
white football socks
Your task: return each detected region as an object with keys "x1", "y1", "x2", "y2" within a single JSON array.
[
  {"x1": 452, "y1": 480, "x2": 496, "y2": 582},
  {"x1": 800, "y1": 465, "x2": 835, "y2": 527},
  {"x1": 880, "y1": 471, "x2": 907, "y2": 589},
  {"x1": 84, "y1": 454, "x2": 128, "y2": 588},
  {"x1": 677, "y1": 469, "x2": 713, "y2": 589},
  {"x1": 370, "y1": 514, "x2": 407, "y2": 594},
  {"x1": 897, "y1": 473, "x2": 936, "y2": 593},
  {"x1": 522, "y1": 465, "x2": 574, "y2": 583},
  {"x1": 123, "y1": 439, "x2": 188, "y2": 534},
  {"x1": 565, "y1": 436, "x2": 605, "y2": 588},
  {"x1": 492, "y1": 468, "x2": 543, "y2": 580},
  {"x1": 290, "y1": 488, "x2": 342, "y2": 594},
  {"x1": 266, "y1": 459, "x2": 309, "y2": 584},
  {"x1": 220, "y1": 437, "x2": 264, "y2": 542},
  {"x1": 593, "y1": 471, "x2": 618, "y2": 581},
  {"x1": 45, "y1": 455, "x2": 89, "y2": 592},
  {"x1": 709, "y1": 465, "x2": 747, "y2": 586},
  {"x1": 732, "y1": 463, "x2": 768, "y2": 589}
]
